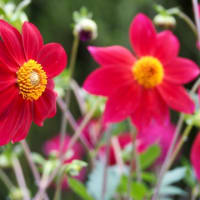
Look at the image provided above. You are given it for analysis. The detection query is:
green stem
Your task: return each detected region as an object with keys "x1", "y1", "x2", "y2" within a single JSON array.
[
  {"x1": 0, "y1": 168, "x2": 15, "y2": 189},
  {"x1": 176, "y1": 12, "x2": 197, "y2": 37},
  {"x1": 56, "y1": 36, "x2": 80, "y2": 200},
  {"x1": 167, "y1": 124, "x2": 193, "y2": 170}
]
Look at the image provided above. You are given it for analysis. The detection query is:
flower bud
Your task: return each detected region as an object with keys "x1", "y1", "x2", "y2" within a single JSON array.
[
  {"x1": 73, "y1": 18, "x2": 97, "y2": 41},
  {"x1": 154, "y1": 14, "x2": 176, "y2": 29}
]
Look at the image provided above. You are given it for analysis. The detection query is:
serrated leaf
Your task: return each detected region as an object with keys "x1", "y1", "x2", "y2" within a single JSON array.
[
  {"x1": 68, "y1": 178, "x2": 94, "y2": 200},
  {"x1": 160, "y1": 185, "x2": 187, "y2": 196},
  {"x1": 139, "y1": 145, "x2": 161, "y2": 170},
  {"x1": 162, "y1": 167, "x2": 186, "y2": 186},
  {"x1": 87, "y1": 161, "x2": 122, "y2": 200}
]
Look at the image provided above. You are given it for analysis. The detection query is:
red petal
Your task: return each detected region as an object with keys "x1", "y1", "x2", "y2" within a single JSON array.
[
  {"x1": 88, "y1": 46, "x2": 135, "y2": 67},
  {"x1": 12, "y1": 102, "x2": 32, "y2": 143},
  {"x1": 37, "y1": 43, "x2": 67, "y2": 78},
  {"x1": 158, "y1": 81, "x2": 195, "y2": 114},
  {"x1": 0, "y1": 86, "x2": 18, "y2": 117},
  {"x1": 0, "y1": 41, "x2": 19, "y2": 72},
  {"x1": 0, "y1": 20, "x2": 25, "y2": 66},
  {"x1": 83, "y1": 66, "x2": 133, "y2": 96},
  {"x1": 0, "y1": 64, "x2": 16, "y2": 91},
  {"x1": 129, "y1": 13, "x2": 156, "y2": 57},
  {"x1": 191, "y1": 133, "x2": 200, "y2": 180},
  {"x1": 164, "y1": 57, "x2": 200, "y2": 84},
  {"x1": 0, "y1": 96, "x2": 29, "y2": 145},
  {"x1": 153, "y1": 30, "x2": 180, "y2": 64},
  {"x1": 103, "y1": 83, "x2": 142, "y2": 123},
  {"x1": 131, "y1": 89, "x2": 169, "y2": 129},
  {"x1": 22, "y1": 22, "x2": 43, "y2": 60},
  {"x1": 33, "y1": 88, "x2": 57, "y2": 126}
]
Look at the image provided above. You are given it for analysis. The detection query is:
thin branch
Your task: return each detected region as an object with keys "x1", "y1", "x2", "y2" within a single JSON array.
[{"x1": 12, "y1": 156, "x2": 30, "y2": 200}]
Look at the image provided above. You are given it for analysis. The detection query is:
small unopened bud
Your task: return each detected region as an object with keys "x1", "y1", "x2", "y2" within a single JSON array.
[
  {"x1": 9, "y1": 188, "x2": 24, "y2": 200},
  {"x1": 73, "y1": 18, "x2": 97, "y2": 41},
  {"x1": 154, "y1": 14, "x2": 176, "y2": 29}
]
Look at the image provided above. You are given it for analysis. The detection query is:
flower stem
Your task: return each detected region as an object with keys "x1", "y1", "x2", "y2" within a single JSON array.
[
  {"x1": 56, "y1": 35, "x2": 80, "y2": 200},
  {"x1": 152, "y1": 113, "x2": 185, "y2": 200},
  {"x1": 12, "y1": 156, "x2": 30, "y2": 200},
  {"x1": 167, "y1": 124, "x2": 193, "y2": 170},
  {"x1": 127, "y1": 120, "x2": 141, "y2": 200},
  {"x1": 168, "y1": 8, "x2": 198, "y2": 37},
  {"x1": 101, "y1": 126, "x2": 112, "y2": 200},
  {"x1": 0, "y1": 168, "x2": 15, "y2": 189},
  {"x1": 192, "y1": 0, "x2": 200, "y2": 42}
]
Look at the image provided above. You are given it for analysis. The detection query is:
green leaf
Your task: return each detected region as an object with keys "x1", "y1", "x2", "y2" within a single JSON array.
[
  {"x1": 68, "y1": 178, "x2": 94, "y2": 200},
  {"x1": 160, "y1": 186, "x2": 187, "y2": 196},
  {"x1": 141, "y1": 172, "x2": 156, "y2": 183},
  {"x1": 139, "y1": 145, "x2": 161, "y2": 170},
  {"x1": 131, "y1": 182, "x2": 148, "y2": 200}
]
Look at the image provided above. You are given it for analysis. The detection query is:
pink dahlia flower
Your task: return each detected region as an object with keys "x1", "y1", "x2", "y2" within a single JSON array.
[
  {"x1": 83, "y1": 13, "x2": 199, "y2": 128},
  {"x1": 79, "y1": 119, "x2": 106, "y2": 150},
  {"x1": 0, "y1": 20, "x2": 67, "y2": 145},
  {"x1": 137, "y1": 120, "x2": 175, "y2": 164},
  {"x1": 43, "y1": 135, "x2": 86, "y2": 188},
  {"x1": 191, "y1": 133, "x2": 200, "y2": 181}
]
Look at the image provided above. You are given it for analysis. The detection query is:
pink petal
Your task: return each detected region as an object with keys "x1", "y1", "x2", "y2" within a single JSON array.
[
  {"x1": 37, "y1": 43, "x2": 67, "y2": 78},
  {"x1": 12, "y1": 102, "x2": 32, "y2": 143},
  {"x1": 0, "y1": 20, "x2": 25, "y2": 66},
  {"x1": 191, "y1": 133, "x2": 200, "y2": 180},
  {"x1": 88, "y1": 46, "x2": 135, "y2": 67},
  {"x1": 158, "y1": 81, "x2": 195, "y2": 114},
  {"x1": 0, "y1": 41, "x2": 19, "y2": 72},
  {"x1": 83, "y1": 66, "x2": 134, "y2": 96},
  {"x1": 103, "y1": 82, "x2": 142, "y2": 123},
  {"x1": 153, "y1": 30, "x2": 180, "y2": 64},
  {"x1": 164, "y1": 57, "x2": 200, "y2": 84},
  {"x1": 33, "y1": 88, "x2": 57, "y2": 126},
  {"x1": 131, "y1": 89, "x2": 169, "y2": 129},
  {"x1": 129, "y1": 13, "x2": 156, "y2": 57},
  {"x1": 22, "y1": 22, "x2": 43, "y2": 60}
]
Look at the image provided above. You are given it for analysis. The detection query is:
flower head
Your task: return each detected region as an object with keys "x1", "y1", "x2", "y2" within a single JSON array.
[
  {"x1": 191, "y1": 133, "x2": 200, "y2": 181},
  {"x1": 83, "y1": 13, "x2": 199, "y2": 128},
  {"x1": 43, "y1": 135, "x2": 85, "y2": 188},
  {"x1": 0, "y1": 20, "x2": 67, "y2": 145}
]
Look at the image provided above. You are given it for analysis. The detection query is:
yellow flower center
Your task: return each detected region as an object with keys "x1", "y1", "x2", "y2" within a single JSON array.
[
  {"x1": 17, "y1": 59, "x2": 47, "y2": 101},
  {"x1": 132, "y1": 56, "x2": 164, "y2": 89}
]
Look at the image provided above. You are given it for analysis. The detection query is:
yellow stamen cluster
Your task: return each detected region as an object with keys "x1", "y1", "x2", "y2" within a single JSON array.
[
  {"x1": 132, "y1": 56, "x2": 164, "y2": 89},
  {"x1": 17, "y1": 59, "x2": 47, "y2": 101}
]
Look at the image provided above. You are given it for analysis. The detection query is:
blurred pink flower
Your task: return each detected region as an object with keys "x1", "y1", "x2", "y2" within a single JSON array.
[
  {"x1": 43, "y1": 135, "x2": 86, "y2": 189},
  {"x1": 137, "y1": 120, "x2": 175, "y2": 164},
  {"x1": 98, "y1": 133, "x2": 132, "y2": 166},
  {"x1": 79, "y1": 118, "x2": 106, "y2": 150},
  {"x1": 191, "y1": 133, "x2": 200, "y2": 181}
]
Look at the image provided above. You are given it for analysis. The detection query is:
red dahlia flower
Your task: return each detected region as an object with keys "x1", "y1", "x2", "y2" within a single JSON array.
[
  {"x1": 43, "y1": 135, "x2": 85, "y2": 189},
  {"x1": 0, "y1": 20, "x2": 67, "y2": 145},
  {"x1": 83, "y1": 13, "x2": 199, "y2": 128},
  {"x1": 191, "y1": 133, "x2": 200, "y2": 181}
]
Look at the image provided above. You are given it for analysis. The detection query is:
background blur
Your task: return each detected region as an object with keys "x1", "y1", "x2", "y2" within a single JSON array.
[{"x1": 0, "y1": 0, "x2": 199, "y2": 199}]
